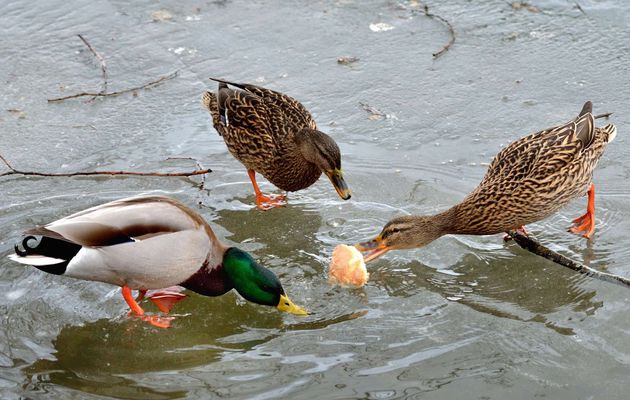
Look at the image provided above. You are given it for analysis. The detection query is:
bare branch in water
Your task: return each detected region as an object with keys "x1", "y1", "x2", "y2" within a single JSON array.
[
  {"x1": 413, "y1": 4, "x2": 456, "y2": 59},
  {"x1": 48, "y1": 34, "x2": 178, "y2": 103},
  {"x1": 0, "y1": 153, "x2": 211, "y2": 178},
  {"x1": 48, "y1": 71, "x2": 178, "y2": 103},
  {"x1": 167, "y1": 157, "x2": 208, "y2": 190},
  {"x1": 594, "y1": 112, "x2": 613, "y2": 120},
  {"x1": 507, "y1": 230, "x2": 630, "y2": 288},
  {"x1": 574, "y1": 1, "x2": 586, "y2": 15},
  {"x1": 77, "y1": 34, "x2": 108, "y2": 95}
]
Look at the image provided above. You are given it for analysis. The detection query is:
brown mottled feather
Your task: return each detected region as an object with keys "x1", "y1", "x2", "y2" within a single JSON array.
[
  {"x1": 208, "y1": 78, "x2": 317, "y2": 131},
  {"x1": 452, "y1": 109, "x2": 607, "y2": 234},
  {"x1": 202, "y1": 79, "x2": 323, "y2": 192}
]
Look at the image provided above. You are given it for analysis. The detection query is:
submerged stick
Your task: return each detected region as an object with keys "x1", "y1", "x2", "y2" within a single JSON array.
[
  {"x1": 0, "y1": 154, "x2": 211, "y2": 178},
  {"x1": 77, "y1": 34, "x2": 108, "y2": 94},
  {"x1": 574, "y1": 1, "x2": 586, "y2": 15},
  {"x1": 414, "y1": 4, "x2": 456, "y2": 59},
  {"x1": 167, "y1": 156, "x2": 207, "y2": 190},
  {"x1": 507, "y1": 230, "x2": 630, "y2": 288},
  {"x1": 48, "y1": 34, "x2": 178, "y2": 103},
  {"x1": 594, "y1": 112, "x2": 613, "y2": 120},
  {"x1": 48, "y1": 71, "x2": 178, "y2": 102}
]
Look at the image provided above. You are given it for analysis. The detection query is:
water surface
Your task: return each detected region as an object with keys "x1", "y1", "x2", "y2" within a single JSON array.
[{"x1": 1, "y1": 0, "x2": 630, "y2": 398}]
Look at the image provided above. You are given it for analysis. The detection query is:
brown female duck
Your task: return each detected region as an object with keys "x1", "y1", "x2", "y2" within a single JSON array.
[
  {"x1": 357, "y1": 102, "x2": 617, "y2": 261},
  {"x1": 202, "y1": 78, "x2": 351, "y2": 210}
]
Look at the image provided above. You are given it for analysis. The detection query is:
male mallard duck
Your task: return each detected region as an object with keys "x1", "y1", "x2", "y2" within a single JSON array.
[
  {"x1": 357, "y1": 101, "x2": 617, "y2": 261},
  {"x1": 8, "y1": 195, "x2": 307, "y2": 327},
  {"x1": 202, "y1": 78, "x2": 351, "y2": 210}
]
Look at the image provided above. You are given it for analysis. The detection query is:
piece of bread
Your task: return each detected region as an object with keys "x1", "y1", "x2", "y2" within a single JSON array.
[{"x1": 329, "y1": 244, "x2": 369, "y2": 287}]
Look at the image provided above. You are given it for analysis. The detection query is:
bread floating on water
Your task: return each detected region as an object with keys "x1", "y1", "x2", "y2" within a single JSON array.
[{"x1": 328, "y1": 244, "x2": 369, "y2": 287}]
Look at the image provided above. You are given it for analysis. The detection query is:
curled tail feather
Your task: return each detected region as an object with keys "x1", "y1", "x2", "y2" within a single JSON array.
[{"x1": 9, "y1": 235, "x2": 81, "y2": 275}]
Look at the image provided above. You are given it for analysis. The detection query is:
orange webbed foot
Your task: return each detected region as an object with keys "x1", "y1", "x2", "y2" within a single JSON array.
[
  {"x1": 125, "y1": 310, "x2": 174, "y2": 328},
  {"x1": 140, "y1": 314, "x2": 174, "y2": 329},
  {"x1": 122, "y1": 286, "x2": 176, "y2": 329},
  {"x1": 255, "y1": 193, "x2": 287, "y2": 210},
  {"x1": 248, "y1": 169, "x2": 287, "y2": 210},
  {"x1": 568, "y1": 212, "x2": 595, "y2": 239}
]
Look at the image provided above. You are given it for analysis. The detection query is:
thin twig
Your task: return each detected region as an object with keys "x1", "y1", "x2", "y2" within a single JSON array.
[
  {"x1": 0, "y1": 153, "x2": 211, "y2": 178},
  {"x1": 358, "y1": 101, "x2": 386, "y2": 119},
  {"x1": 414, "y1": 4, "x2": 456, "y2": 59},
  {"x1": 509, "y1": 2, "x2": 541, "y2": 13},
  {"x1": 507, "y1": 230, "x2": 630, "y2": 289},
  {"x1": 574, "y1": 1, "x2": 586, "y2": 15},
  {"x1": 77, "y1": 34, "x2": 108, "y2": 94},
  {"x1": 594, "y1": 112, "x2": 613, "y2": 119},
  {"x1": 167, "y1": 157, "x2": 207, "y2": 189},
  {"x1": 48, "y1": 71, "x2": 178, "y2": 103}
]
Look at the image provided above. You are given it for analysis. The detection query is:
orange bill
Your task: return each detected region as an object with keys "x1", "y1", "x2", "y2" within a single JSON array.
[{"x1": 355, "y1": 235, "x2": 391, "y2": 262}]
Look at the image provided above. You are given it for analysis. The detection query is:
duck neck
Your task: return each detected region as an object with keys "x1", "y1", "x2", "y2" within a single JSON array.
[
  {"x1": 394, "y1": 208, "x2": 460, "y2": 249},
  {"x1": 424, "y1": 206, "x2": 460, "y2": 239},
  {"x1": 181, "y1": 261, "x2": 233, "y2": 297}
]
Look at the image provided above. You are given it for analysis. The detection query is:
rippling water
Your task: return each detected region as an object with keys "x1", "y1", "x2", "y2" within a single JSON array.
[{"x1": 1, "y1": 0, "x2": 630, "y2": 398}]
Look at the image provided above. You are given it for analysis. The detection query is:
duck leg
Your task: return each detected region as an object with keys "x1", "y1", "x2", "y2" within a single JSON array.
[
  {"x1": 248, "y1": 170, "x2": 287, "y2": 210},
  {"x1": 503, "y1": 226, "x2": 529, "y2": 241},
  {"x1": 121, "y1": 286, "x2": 172, "y2": 328},
  {"x1": 569, "y1": 183, "x2": 596, "y2": 239},
  {"x1": 136, "y1": 289, "x2": 147, "y2": 302}
]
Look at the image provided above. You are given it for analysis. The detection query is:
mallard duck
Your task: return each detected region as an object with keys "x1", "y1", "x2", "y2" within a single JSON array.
[
  {"x1": 8, "y1": 195, "x2": 307, "y2": 327},
  {"x1": 357, "y1": 101, "x2": 617, "y2": 262},
  {"x1": 202, "y1": 78, "x2": 351, "y2": 210}
]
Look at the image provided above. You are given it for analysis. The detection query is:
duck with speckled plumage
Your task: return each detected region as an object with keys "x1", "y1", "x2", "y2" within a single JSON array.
[
  {"x1": 202, "y1": 78, "x2": 351, "y2": 210},
  {"x1": 357, "y1": 102, "x2": 617, "y2": 262}
]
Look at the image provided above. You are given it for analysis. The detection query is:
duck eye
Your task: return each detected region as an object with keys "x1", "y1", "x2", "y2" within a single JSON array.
[{"x1": 285, "y1": 302, "x2": 290, "y2": 306}]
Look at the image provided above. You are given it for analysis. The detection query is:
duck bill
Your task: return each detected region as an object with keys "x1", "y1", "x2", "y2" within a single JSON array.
[
  {"x1": 326, "y1": 169, "x2": 351, "y2": 200},
  {"x1": 277, "y1": 294, "x2": 308, "y2": 316},
  {"x1": 355, "y1": 236, "x2": 391, "y2": 262}
]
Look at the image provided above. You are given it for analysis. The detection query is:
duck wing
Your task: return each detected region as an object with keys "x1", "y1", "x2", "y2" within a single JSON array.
[
  {"x1": 481, "y1": 102, "x2": 594, "y2": 188},
  {"x1": 26, "y1": 195, "x2": 210, "y2": 247},
  {"x1": 203, "y1": 80, "x2": 279, "y2": 163},
  {"x1": 14, "y1": 196, "x2": 224, "y2": 288},
  {"x1": 210, "y1": 78, "x2": 317, "y2": 130}
]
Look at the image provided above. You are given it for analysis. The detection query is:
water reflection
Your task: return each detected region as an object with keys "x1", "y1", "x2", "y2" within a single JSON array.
[
  {"x1": 368, "y1": 243, "x2": 602, "y2": 335},
  {"x1": 215, "y1": 201, "x2": 327, "y2": 281},
  {"x1": 23, "y1": 293, "x2": 367, "y2": 399},
  {"x1": 216, "y1": 201, "x2": 322, "y2": 256},
  {"x1": 23, "y1": 293, "x2": 289, "y2": 399}
]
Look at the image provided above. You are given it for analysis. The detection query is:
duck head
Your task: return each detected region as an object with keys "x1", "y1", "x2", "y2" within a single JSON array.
[
  {"x1": 356, "y1": 215, "x2": 444, "y2": 262},
  {"x1": 295, "y1": 128, "x2": 351, "y2": 200},
  {"x1": 223, "y1": 247, "x2": 307, "y2": 315}
]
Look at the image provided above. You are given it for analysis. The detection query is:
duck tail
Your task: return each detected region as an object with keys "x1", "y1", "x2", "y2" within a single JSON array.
[
  {"x1": 601, "y1": 124, "x2": 617, "y2": 143},
  {"x1": 201, "y1": 91, "x2": 223, "y2": 132},
  {"x1": 9, "y1": 235, "x2": 81, "y2": 275},
  {"x1": 201, "y1": 91, "x2": 217, "y2": 112},
  {"x1": 209, "y1": 77, "x2": 245, "y2": 90},
  {"x1": 578, "y1": 101, "x2": 593, "y2": 117}
]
